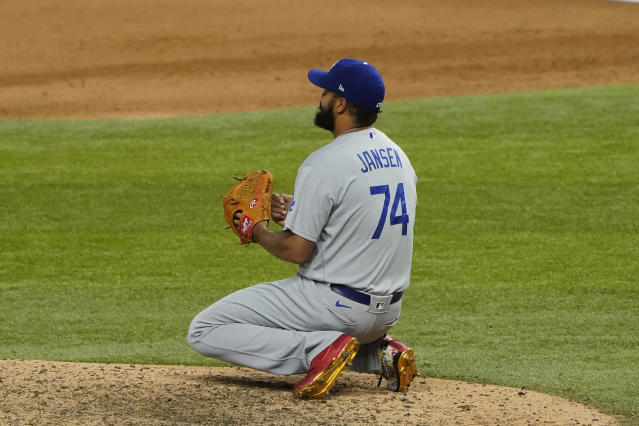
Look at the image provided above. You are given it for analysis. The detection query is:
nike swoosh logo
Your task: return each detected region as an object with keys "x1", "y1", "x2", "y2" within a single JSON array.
[{"x1": 335, "y1": 301, "x2": 352, "y2": 309}]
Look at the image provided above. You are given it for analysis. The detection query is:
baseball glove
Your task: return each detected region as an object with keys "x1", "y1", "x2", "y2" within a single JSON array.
[{"x1": 223, "y1": 170, "x2": 273, "y2": 245}]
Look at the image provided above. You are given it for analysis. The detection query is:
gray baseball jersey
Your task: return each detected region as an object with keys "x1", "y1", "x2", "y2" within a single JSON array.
[
  {"x1": 189, "y1": 127, "x2": 416, "y2": 377},
  {"x1": 284, "y1": 128, "x2": 417, "y2": 295}
]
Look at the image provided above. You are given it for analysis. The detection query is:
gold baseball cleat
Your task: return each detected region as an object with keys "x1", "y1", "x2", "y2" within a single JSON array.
[
  {"x1": 293, "y1": 334, "x2": 360, "y2": 398},
  {"x1": 396, "y1": 349, "x2": 419, "y2": 391},
  {"x1": 379, "y1": 335, "x2": 420, "y2": 392}
]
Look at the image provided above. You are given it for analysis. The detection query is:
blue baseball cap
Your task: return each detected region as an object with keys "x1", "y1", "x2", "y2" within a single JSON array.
[{"x1": 308, "y1": 58, "x2": 385, "y2": 110}]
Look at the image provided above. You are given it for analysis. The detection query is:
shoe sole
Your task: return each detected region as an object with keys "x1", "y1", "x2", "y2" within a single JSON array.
[
  {"x1": 293, "y1": 338, "x2": 360, "y2": 399},
  {"x1": 396, "y1": 349, "x2": 419, "y2": 392}
]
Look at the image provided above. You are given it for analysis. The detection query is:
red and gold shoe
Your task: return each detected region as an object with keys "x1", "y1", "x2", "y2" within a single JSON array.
[
  {"x1": 379, "y1": 335, "x2": 419, "y2": 392},
  {"x1": 293, "y1": 334, "x2": 360, "y2": 398}
]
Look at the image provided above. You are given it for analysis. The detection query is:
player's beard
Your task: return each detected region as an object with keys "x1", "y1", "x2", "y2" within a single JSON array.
[{"x1": 314, "y1": 98, "x2": 335, "y2": 132}]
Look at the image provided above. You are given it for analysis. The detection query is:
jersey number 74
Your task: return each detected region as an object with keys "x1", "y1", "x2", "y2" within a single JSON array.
[{"x1": 369, "y1": 183, "x2": 409, "y2": 239}]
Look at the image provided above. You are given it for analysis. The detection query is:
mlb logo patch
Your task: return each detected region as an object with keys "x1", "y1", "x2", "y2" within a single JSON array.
[
  {"x1": 249, "y1": 198, "x2": 259, "y2": 208},
  {"x1": 376, "y1": 302, "x2": 385, "y2": 310}
]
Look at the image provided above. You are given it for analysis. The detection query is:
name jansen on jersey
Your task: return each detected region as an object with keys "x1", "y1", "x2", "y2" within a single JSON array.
[{"x1": 356, "y1": 147, "x2": 404, "y2": 173}]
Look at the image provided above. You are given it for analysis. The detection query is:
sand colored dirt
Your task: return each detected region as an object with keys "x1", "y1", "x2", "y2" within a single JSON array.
[
  {"x1": 0, "y1": 360, "x2": 619, "y2": 425},
  {"x1": 1, "y1": 0, "x2": 638, "y2": 119},
  {"x1": 1, "y1": 0, "x2": 637, "y2": 424}
]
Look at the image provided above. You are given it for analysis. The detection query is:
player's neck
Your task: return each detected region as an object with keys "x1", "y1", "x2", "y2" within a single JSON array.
[{"x1": 333, "y1": 122, "x2": 370, "y2": 138}]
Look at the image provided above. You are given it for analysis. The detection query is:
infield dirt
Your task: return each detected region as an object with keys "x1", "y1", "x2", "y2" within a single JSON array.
[
  {"x1": 1, "y1": 0, "x2": 637, "y2": 424},
  {"x1": 1, "y1": 0, "x2": 638, "y2": 119}
]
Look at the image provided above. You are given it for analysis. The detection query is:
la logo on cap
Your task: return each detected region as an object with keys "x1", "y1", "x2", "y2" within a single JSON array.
[{"x1": 338, "y1": 84, "x2": 345, "y2": 92}]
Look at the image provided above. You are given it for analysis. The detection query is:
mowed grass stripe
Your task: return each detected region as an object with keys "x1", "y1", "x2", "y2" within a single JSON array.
[{"x1": 1, "y1": 84, "x2": 637, "y2": 420}]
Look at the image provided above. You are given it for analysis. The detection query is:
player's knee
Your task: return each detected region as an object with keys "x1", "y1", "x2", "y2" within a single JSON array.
[{"x1": 186, "y1": 316, "x2": 209, "y2": 349}]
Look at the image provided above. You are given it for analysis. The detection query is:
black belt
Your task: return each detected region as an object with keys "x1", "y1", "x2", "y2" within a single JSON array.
[{"x1": 330, "y1": 284, "x2": 402, "y2": 305}]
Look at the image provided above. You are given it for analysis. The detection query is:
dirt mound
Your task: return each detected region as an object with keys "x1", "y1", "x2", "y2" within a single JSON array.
[{"x1": 0, "y1": 359, "x2": 617, "y2": 425}]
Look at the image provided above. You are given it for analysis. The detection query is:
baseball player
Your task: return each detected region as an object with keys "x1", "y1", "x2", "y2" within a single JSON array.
[{"x1": 188, "y1": 58, "x2": 419, "y2": 398}]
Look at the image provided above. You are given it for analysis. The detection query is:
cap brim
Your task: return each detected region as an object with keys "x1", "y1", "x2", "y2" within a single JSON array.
[{"x1": 308, "y1": 68, "x2": 328, "y2": 89}]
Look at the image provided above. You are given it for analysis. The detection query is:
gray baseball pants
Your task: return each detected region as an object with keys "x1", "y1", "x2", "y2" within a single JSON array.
[{"x1": 187, "y1": 273, "x2": 402, "y2": 375}]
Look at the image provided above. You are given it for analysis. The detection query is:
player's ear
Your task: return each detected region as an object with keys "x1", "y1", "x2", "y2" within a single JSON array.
[{"x1": 334, "y1": 96, "x2": 348, "y2": 114}]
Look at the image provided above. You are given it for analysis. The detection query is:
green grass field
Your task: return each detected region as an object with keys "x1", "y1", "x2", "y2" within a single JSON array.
[{"x1": 1, "y1": 84, "x2": 638, "y2": 422}]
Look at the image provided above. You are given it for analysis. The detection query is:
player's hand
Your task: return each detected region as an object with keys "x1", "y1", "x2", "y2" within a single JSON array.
[
  {"x1": 232, "y1": 211, "x2": 242, "y2": 229},
  {"x1": 271, "y1": 193, "x2": 293, "y2": 227},
  {"x1": 234, "y1": 210, "x2": 268, "y2": 242}
]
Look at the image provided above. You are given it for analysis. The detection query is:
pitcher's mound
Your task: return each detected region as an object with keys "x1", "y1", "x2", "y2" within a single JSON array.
[{"x1": 0, "y1": 359, "x2": 618, "y2": 425}]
